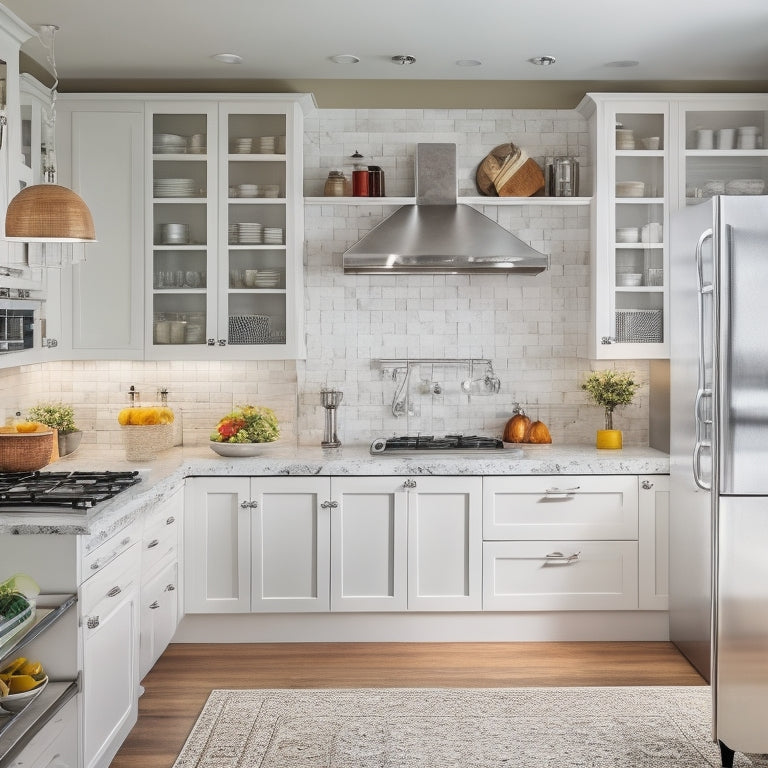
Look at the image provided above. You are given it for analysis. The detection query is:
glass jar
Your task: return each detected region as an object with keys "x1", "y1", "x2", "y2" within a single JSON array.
[
  {"x1": 351, "y1": 150, "x2": 369, "y2": 197},
  {"x1": 324, "y1": 170, "x2": 348, "y2": 197}
]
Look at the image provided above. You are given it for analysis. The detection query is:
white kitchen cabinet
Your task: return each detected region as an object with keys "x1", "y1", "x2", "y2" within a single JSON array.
[
  {"x1": 251, "y1": 477, "x2": 330, "y2": 611},
  {"x1": 146, "y1": 95, "x2": 309, "y2": 360},
  {"x1": 638, "y1": 474, "x2": 669, "y2": 610},
  {"x1": 55, "y1": 98, "x2": 145, "y2": 359},
  {"x1": 483, "y1": 539, "x2": 639, "y2": 611},
  {"x1": 4, "y1": 696, "x2": 78, "y2": 768},
  {"x1": 184, "y1": 476, "x2": 251, "y2": 613},
  {"x1": 482, "y1": 475, "x2": 640, "y2": 611},
  {"x1": 80, "y1": 535, "x2": 140, "y2": 768},
  {"x1": 406, "y1": 476, "x2": 482, "y2": 611},
  {"x1": 138, "y1": 488, "x2": 183, "y2": 678},
  {"x1": 329, "y1": 476, "x2": 408, "y2": 611}
]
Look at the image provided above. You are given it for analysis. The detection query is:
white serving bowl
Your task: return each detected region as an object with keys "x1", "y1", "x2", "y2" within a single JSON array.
[
  {"x1": 209, "y1": 441, "x2": 279, "y2": 457},
  {"x1": 0, "y1": 676, "x2": 48, "y2": 714}
]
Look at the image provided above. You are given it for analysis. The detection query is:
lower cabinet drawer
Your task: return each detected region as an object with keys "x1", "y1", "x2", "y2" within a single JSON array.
[{"x1": 482, "y1": 540, "x2": 638, "y2": 611}]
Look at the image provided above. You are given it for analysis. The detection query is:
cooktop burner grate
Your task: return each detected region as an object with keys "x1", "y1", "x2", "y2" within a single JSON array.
[
  {"x1": 0, "y1": 470, "x2": 142, "y2": 512},
  {"x1": 370, "y1": 434, "x2": 504, "y2": 454}
]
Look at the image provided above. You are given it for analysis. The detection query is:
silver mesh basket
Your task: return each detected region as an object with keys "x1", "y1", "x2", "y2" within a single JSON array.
[{"x1": 615, "y1": 309, "x2": 663, "y2": 343}]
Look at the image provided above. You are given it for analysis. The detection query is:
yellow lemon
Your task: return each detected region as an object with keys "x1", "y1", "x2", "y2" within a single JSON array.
[
  {"x1": 18, "y1": 660, "x2": 43, "y2": 677},
  {"x1": 8, "y1": 675, "x2": 45, "y2": 694},
  {"x1": 15, "y1": 422, "x2": 40, "y2": 433},
  {"x1": 0, "y1": 657, "x2": 27, "y2": 676}
]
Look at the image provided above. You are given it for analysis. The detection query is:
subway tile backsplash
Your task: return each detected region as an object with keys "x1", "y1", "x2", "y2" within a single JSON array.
[{"x1": 0, "y1": 107, "x2": 649, "y2": 452}]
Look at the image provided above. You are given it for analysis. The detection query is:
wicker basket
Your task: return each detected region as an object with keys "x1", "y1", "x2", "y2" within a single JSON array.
[
  {"x1": 121, "y1": 424, "x2": 172, "y2": 461},
  {"x1": 0, "y1": 431, "x2": 54, "y2": 471}
]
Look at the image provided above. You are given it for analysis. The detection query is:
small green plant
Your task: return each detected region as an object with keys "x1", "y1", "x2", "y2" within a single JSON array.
[
  {"x1": 27, "y1": 402, "x2": 77, "y2": 434},
  {"x1": 581, "y1": 370, "x2": 639, "y2": 430}
]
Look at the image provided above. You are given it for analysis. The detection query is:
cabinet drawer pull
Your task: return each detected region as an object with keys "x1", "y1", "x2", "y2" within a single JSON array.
[
  {"x1": 403, "y1": 479, "x2": 417, "y2": 489},
  {"x1": 149, "y1": 601, "x2": 160, "y2": 610},
  {"x1": 107, "y1": 586, "x2": 122, "y2": 598},
  {"x1": 641, "y1": 480, "x2": 654, "y2": 490},
  {"x1": 146, "y1": 539, "x2": 160, "y2": 549},
  {"x1": 544, "y1": 551, "x2": 581, "y2": 564},
  {"x1": 544, "y1": 486, "x2": 580, "y2": 496},
  {"x1": 86, "y1": 616, "x2": 100, "y2": 629},
  {"x1": 164, "y1": 583, "x2": 176, "y2": 592},
  {"x1": 320, "y1": 501, "x2": 339, "y2": 508},
  {"x1": 165, "y1": 516, "x2": 176, "y2": 525},
  {"x1": 240, "y1": 500, "x2": 258, "y2": 509}
]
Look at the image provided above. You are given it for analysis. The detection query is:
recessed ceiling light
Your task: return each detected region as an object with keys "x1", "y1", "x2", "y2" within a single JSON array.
[
  {"x1": 330, "y1": 54, "x2": 360, "y2": 65},
  {"x1": 456, "y1": 59, "x2": 482, "y2": 67},
  {"x1": 391, "y1": 55, "x2": 416, "y2": 66},
  {"x1": 211, "y1": 53, "x2": 243, "y2": 64},
  {"x1": 605, "y1": 59, "x2": 640, "y2": 68},
  {"x1": 529, "y1": 55, "x2": 556, "y2": 66}
]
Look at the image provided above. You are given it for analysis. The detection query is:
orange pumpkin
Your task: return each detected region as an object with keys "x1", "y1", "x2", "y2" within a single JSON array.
[{"x1": 503, "y1": 411, "x2": 531, "y2": 443}]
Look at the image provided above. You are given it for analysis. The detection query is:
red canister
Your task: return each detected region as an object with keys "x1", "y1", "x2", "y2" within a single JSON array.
[{"x1": 351, "y1": 150, "x2": 369, "y2": 197}]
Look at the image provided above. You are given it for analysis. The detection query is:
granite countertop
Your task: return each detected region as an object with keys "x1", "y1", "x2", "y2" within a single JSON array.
[{"x1": 0, "y1": 442, "x2": 669, "y2": 537}]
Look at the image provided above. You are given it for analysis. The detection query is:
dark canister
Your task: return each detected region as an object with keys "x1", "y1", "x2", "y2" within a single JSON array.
[{"x1": 368, "y1": 166, "x2": 385, "y2": 197}]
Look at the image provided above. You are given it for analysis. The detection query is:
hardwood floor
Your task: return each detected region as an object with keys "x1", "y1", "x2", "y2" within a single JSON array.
[{"x1": 110, "y1": 641, "x2": 705, "y2": 768}]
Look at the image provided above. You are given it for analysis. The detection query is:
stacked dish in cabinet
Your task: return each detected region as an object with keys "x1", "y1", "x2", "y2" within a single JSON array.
[
  {"x1": 225, "y1": 112, "x2": 288, "y2": 346},
  {"x1": 151, "y1": 111, "x2": 211, "y2": 347},
  {"x1": 612, "y1": 111, "x2": 666, "y2": 347},
  {"x1": 683, "y1": 107, "x2": 768, "y2": 204}
]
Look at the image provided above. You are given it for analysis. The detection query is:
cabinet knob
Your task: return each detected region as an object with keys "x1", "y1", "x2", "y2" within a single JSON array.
[
  {"x1": 601, "y1": 336, "x2": 616, "y2": 345},
  {"x1": 165, "y1": 516, "x2": 175, "y2": 525},
  {"x1": 403, "y1": 479, "x2": 417, "y2": 489},
  {"x1": 240, "y1": 500, "x2": 258, "y2": 508},
  {"x1": 149, "y1": 600, "x2": 160, "y2": 610},
  {"x1": 86, "y1": 616, "x2": 100, "y2": 629},
  {"x1": 207, "y1": 339, "x2": 216, "y2": 346},
  {"x1": 320, "y1": 501, "x2": 339, "y2": 508},
  {"x1": 147, "y1": 539, "x2": 160, "y2": 549},
  {"x1": 165, "y1": 583, "x2": 176, "y2": 592},
  {"x1": 218, "y1": 339, "x2": 227, "y2": 346},
  {"x1": 642, "y1": 480, "x2": 654, "y2": 490}
]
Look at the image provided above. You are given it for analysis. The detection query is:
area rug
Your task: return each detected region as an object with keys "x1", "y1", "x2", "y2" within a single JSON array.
[{"x1": 172, "y1": 687, "x2": 768, "y2": 768}]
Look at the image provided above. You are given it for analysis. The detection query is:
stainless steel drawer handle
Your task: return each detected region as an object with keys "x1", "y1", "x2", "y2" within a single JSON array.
[
  {"x1": 86, "y1": 616, "x2": 100, "y2": 629},
  {"x1": 240, "y1": 500, "x2": 258, "y2": 508},
  {"x1": 320, "y1": 501, "x2": 339, "y2": 508},
  {"x1": 544, "y1": 551, "x2": 581, "y2": 564},
  {"x1": 165, "y1": 516, "x2": 175, "y2": 525},
  {"x1": 107, "y1": 586, "x2": 122, "y2": 598},
  {"x1": 544, "y1": 486, "x2": 580, "y2": 495},
  {"x1": 165, "y1": 584, "x2": 176, "y2": 592},
  {"x1": 147, "y1": 539, "x2": 160, "y2": 549},
  {"x1": 403, "y1": 479, "x2": 417, "y2": 489},
  {"x1": 149, "y1": 601, "x2": 160, "y2": 610}
]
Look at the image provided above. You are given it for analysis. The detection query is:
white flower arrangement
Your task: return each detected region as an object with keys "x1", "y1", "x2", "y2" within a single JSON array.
[{"x1": 27, "y1": 402, "x2": 78, "y2": 435}]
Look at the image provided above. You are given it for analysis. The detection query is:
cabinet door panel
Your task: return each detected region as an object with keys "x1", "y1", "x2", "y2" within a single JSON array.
[
  {"x1": 408, "y1": 477, "x2": 482, "y2": 611},
  {"x1": 251, "y1": 477, "x2": 330, "y2": 611},
  {"x1": 638, "y1": 475, "x2": 669, "y2": 609},
  {"x1": 184, "y1": 477, "x2": 251, "y2": 612},
  {"x1": 331, "y1": 477, "x2": 407, "y2": 611},
  {"x1": 483, "y1": 475, "x2": 638, "y2": 541},
  {"x1": 483, "y1": 540, "x2": 638, "y2": 611},
  {"x1": 69, "y1": 109, "x2": 144, "y2": 356},
  {"x1": 139, "y1": 560, "x2": 179, "y2": 679}
]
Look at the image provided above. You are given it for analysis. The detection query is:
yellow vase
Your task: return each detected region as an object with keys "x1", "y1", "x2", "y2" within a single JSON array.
[{"x1": 596, "y1": 429, "x2": 623, "y2": 449}]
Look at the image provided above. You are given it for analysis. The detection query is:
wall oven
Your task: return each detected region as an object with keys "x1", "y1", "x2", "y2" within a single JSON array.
[{"x1": 0, "y1": 299, "x2": 36, "y2": 353}]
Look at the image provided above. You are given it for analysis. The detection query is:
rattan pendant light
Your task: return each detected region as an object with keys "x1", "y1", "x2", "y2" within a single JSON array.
[{"x1": 4, "y1": 25, "x2": 96, "y2": 243}]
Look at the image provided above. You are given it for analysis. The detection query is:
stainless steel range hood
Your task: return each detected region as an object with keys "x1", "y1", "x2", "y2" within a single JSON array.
[{"x1": 342, "y1": 143, "x2": 548, "y2": 275}]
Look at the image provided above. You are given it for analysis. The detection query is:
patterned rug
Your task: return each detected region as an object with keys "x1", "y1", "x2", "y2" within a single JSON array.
[{"x1": 172, "y1": 687, "x2": 768, "y2": 768}]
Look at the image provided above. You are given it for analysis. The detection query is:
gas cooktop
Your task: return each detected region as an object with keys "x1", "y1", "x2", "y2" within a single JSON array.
[
  {"x1": 0, "y1": 470, "x2": 142, "y2": 514},
  {"x1": 370, "y1": 435, "x2": 506, "y2": 455}
]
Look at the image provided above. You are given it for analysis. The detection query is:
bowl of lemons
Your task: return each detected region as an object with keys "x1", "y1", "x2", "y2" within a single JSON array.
[{"x1": 0, "y1": 657, "x2": 48, "y2": 713}]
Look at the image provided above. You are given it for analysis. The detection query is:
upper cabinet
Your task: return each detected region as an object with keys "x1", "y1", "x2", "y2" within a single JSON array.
[
  {"x1": 147, "y1": 95, "x2": 311, "y2": 360},
  {"x1": 579, "y1": 93, "x2": 768, "y2": 360}
]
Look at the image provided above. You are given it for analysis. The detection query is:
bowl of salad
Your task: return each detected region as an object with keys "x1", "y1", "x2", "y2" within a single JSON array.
[{"x1": 209, "y1": 405, "x2": 279, "y2": 457}]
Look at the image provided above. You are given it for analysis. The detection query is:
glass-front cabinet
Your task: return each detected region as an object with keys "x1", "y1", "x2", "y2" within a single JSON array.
[
  {"x1": 580, "y1": 96, "x2": 671, "y2": 359},
  {"x1": 146, "y1": 96, "x2": 309, "y2": 360},
  {"x1": 678, "y1": 96, "x2": 768, "y2": 208}
]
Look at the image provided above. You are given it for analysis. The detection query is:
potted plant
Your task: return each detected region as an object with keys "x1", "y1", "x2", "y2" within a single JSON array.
[
  {"x1": 581, "y1": 369, "x2": 639, "y2": 449},
  {"x1": 27, "y1": 402, "x2": 83, "y2": 457}
]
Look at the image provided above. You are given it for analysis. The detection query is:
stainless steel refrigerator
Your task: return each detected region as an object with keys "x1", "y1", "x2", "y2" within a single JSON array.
[{"x1": 670, "y1": 195, "x2": 768, "y2": 768}]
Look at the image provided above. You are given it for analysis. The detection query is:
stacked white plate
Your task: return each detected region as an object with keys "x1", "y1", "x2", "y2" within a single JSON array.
[
  {"x1": 263, "y1": 227, "x2": 283, "y2": 244},
  {"x1": 236, "y1": 184, "x2": 260, "y2": 198},
  {"x1": 153, "y1": 133, "x2": 187, "y2": 154},
  {"x1": 187, "y1": 134, "x2": 206, "y2": 154},
  {"x1": 232, "y1": 138, "x2": 253, "y2": 154},
  {"x1": 252, "y1": 269, "x2": 281, "y2": 288},
  {"x1": 616, "y1": 181, "x2": 645, "y2": 198},
  {"x1": 160, "y1": 223, "x2": 189, "y2": 245},
  {"x1": 228, "y1": 224, "x2": 238, "y2": 243},
  {"x1": 154, "y1": 178, "x2": 197, "y2": 198},
  {"x1": 616, "y1": 129, "x2": 635, "y2": 149},
  {"x1": 257, "y1": 136, "x2": 276, "y2": 153},
  {"x1": 725, "y1": 178, "x2": 765, "y2": 195},
  {"x1": 237, "y1": 223, "x2": 264, "y2": 244},
  {"x1": 617, "y1": 273, "x2": 643, "y2": 287},
  {"x1": 616, "y1": 227, "x2": 639, "y2": 243}
]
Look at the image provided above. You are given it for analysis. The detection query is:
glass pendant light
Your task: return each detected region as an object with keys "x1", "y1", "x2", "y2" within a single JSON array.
[{"x1": 4, "y1": 24, "x2": 96, "y2": 244}]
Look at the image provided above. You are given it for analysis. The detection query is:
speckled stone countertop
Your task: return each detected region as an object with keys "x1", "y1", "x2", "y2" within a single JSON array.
[{"x1": 0, "y1": 442, "x2": 669, "y2": 537}]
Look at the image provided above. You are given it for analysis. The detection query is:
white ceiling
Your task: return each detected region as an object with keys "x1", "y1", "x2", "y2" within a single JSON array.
[{"x1": 4, "y1": 0, "x2": 768, "y2": 83}]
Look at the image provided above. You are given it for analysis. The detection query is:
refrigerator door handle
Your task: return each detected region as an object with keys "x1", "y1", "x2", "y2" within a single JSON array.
[{"x1": 694, "y1": 228, "x2": 714, "y2": 491}]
